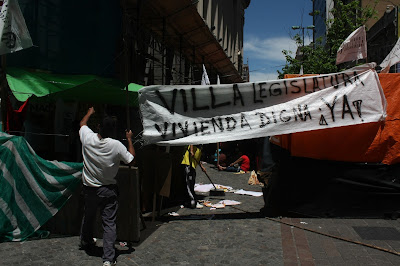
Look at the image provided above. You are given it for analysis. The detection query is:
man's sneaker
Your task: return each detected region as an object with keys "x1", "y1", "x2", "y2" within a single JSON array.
[
  {"x1": 196, "y1": 202, "x2": 204, "y2": 209},
  {"x1": 103, "y1": 261, "x2": 117, "y2": 266}
]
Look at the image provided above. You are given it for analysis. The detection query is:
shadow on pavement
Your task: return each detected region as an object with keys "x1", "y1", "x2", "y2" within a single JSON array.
[{"x1": 80, "y1": 241, "x2": 135, "y2": 260}]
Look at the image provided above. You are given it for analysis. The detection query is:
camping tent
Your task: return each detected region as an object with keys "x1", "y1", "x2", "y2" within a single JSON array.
[{"x1": 272, "y1": 73, "x2": 400, "y2": 165}]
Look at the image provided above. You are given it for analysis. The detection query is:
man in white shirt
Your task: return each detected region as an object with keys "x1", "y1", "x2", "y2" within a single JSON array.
[{"x1": 79, "y1": 107, "x2": 135, "y2": 266}]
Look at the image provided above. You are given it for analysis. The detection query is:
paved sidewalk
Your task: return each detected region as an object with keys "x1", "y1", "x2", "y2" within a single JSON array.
[{"x1": 2, "y1": 163, "x2": 400, "y2": 265}]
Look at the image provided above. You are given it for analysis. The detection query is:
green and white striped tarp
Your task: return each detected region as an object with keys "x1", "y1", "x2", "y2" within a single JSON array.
[{"x1": 0, "y1": 132, "x2": 83, "y2": 242}]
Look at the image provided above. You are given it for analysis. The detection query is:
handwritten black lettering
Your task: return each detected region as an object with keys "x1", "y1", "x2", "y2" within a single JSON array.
[
  {"x1": 259, "y1": 82, "x2": 267, "y2": 98},
  {"x1": 353, "y1": 71, "x2": 364, "y2": 86},
  {"x1": 240, "y1": 113, "x2": 251, "y2": 129},
  {"x1": 233, "y1": 84, "x2": 244, "y2": 106},
  {"x1": 211, "y1": 117, "x2": 224, "y2": 132},
  {"x1": 290, "y1": 80, "x2": 301, "y2": 93},
  {"x1": 280, "y1": 110, "x2": 291, "y2": 122},
  {"x1": 253, "y1": 83, "x2": 263, "y2": 103},
  {"x1": 225, "y1": 117, "x2": 237, "y2": 131},
  {"x1": 178, "y1": 121, "x2": 189, "y2": 136},
  {"x1": 200, "y1": 121, "x2": 211, "y2": 135},
  {"x1": 331, "y1": 75, "x2": 339, "y2": 89},
  {"x1": 179, "y1": 89, "x2": 188, "y2": 112},
  {"x1": 271, "y1": 111, "x2": 278, "y2": 123},
  {"x1": 155, "y1": 122, "x2": 169, "y2": 139},
  {"x1": 342, "y1": 94, "x2": 354, "y2": 119},
  {"x1": 352, "y1": 100, "x2": 363, "y2": 120},
  {"x1": 269, "y1": 83, "x2": 281, "y2": 96},
  {"x1": 292, "y1": 105, "x2": 312, "y2": 121},
  {"x1": 304, "y1": 78, "x2": 312, "y2": 93},
  {"x1": 342, "y1": 73, "x2": 352, "y2": 86},
  {"x1": 313, "y1": 77, "x2": 321, "y2": 92},
  {"x1": 255, "y1": 112, "x2": 270, "y2": 128},
  {"x1": 319, "y1": 115, "x2": 328, "y2": 125},
  {"x1": 172, "y1": 123, "x2": 176, "y2": 137},
  {"x1": 156, "y1": 89, "x2": 177, "y2": 114},
  {"x1": 321, "y1": 75, "x2": 330, "y2": 89},
  {"x1": 322, "y1": 96, "x2": 338, "y2": 122}
]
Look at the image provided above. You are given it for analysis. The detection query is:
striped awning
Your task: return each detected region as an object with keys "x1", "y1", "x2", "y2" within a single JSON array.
[{"x1": 0, "y1": 132, "x2": 83, "y2": 242}]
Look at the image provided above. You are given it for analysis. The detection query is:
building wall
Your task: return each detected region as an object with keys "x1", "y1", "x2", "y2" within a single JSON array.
[
  {"x1": 8, "y1": 0, "x2": 122, "y2": 77},
  {"x1": 367, "y1": 7, "x2": 398, "y2": 71},
  {"x1": 312, "y1": 0, "x2": 334, "y2": 44},
  {"x1": 362, "y1": 0, "x2": 400, "y2": 29},
  {"x1": 196, "y1": 0, "x2": 248, "y2": 80},
  {"x1": 8, "y1": 1, "x2": 249, "y2": 86}
]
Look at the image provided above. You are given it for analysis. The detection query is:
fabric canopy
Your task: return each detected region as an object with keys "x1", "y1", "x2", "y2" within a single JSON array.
[
  {"x1": 6, "y1": 67, "x2": 143, "y2": 107},
  {"x1": 273, "y1": 73, "x2": 400, "y2": 165},
  {"x1": 0, "y1": 132, "x2": 83, "y2": 242}
]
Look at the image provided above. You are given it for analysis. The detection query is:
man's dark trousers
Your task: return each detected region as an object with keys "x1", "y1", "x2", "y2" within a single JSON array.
[{"x1": 81, "y1": 185, "x2": 118, "y2": 262}]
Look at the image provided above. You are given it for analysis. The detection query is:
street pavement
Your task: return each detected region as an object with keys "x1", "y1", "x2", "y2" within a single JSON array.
[{"x1": 2, "y1": 162, "x2": 400, "y2": 265}]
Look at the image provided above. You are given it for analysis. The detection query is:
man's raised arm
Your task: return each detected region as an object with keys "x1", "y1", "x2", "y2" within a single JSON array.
[
  {"x1": 80, "y1": 107, "x2": 95, "y2": 127},
  {"x1": 126, "y1": 130, "x2": 136, "y2": 165}
]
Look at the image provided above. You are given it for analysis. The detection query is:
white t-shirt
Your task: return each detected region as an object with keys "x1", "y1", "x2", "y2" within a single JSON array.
[{"x1": 79, "y1": 125, "x2": 134, "y2": 187}]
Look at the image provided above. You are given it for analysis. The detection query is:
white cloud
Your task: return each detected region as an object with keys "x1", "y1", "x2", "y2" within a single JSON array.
[
  {"x1": 249, "y1": 71, "x2": 279, "y2": 82},
  {"x1": 244, "y1": 35, "x2": 313, "y2": 62},
  {"x1": 244, "y1": 36, "x2": 298, "y2": 62},
  {"x1": 243, "y1": 35, "x2": 313, "y2": 82}
]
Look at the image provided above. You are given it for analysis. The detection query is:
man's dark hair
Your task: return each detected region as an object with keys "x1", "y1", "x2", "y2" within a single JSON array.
[{"x1": 99, "y1": 115, "x2": 117, "y2": 139}]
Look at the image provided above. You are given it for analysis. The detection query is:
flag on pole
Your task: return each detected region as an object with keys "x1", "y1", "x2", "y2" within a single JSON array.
[
  {"x1": 336, "y1": 26, "x2": 367, "y2": 65},
  {"x1": 201, "y1": 64, "x2": 210, "y2": 85},
  {"x1": 380, "y1": 37, "x2": 400, "y2": 73},
  {"x1": 0, "y1": 0, "x2": 33, "y2": 55}
]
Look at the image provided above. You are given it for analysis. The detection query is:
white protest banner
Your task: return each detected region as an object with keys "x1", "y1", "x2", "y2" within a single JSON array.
[
  {"x1": 336, "y1": 26, "x2": 367, "y2": 65},
  {"x1": 380, "y1": 37, "x2": 400, "y2": 73},
  {"x1": 139, "y1": 63, "x2": 386, "y2": 146},
  {"x1": 0, "y1": 0, "x2": 33, "y2": 55},
  {"x1": 201, "y1": 64, "x2": 210, "y2": 85}
]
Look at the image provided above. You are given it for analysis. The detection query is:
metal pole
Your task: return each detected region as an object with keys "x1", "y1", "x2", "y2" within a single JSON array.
[
  {"x1": 179, "y1": 35, "x2": 183, "y2": 84},
  {"x1": 192, "y1": 46, "x2": 195, "y2": 84},
  {"x1": 162, "y1": 18, "x2": 166, "y2": 85}
]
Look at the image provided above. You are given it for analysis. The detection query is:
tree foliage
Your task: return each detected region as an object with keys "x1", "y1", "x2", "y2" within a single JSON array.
[{"x1": 278, "y1": 0, "x2": 377, "y2": 79}]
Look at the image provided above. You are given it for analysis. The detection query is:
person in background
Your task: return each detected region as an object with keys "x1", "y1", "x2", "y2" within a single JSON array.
[
  {"x1": 79, "y1": 107, "x2": 135, "y2": 266},
  {"x1": 218, "y1": 151, "x2": 250, "y2": 173},
  {"x1": 181, "y1": 144, "x2": 206, "y2": 209}
]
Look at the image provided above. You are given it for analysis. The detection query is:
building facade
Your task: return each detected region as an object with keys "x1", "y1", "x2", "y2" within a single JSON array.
[
  {"x1": 121, "y1": 0, "x2": 250, "y2": 86},
  {"x1": 367, "y1": 5, "x2": 399, "y2": 71},
  {"x1": 311, "y1": 0, "x2": 334, "y2": 44},
  {"x1": 1, "y1": 0, "x2": 251, "y2": 160},
  {"x1": 311, "y1": 0, "x2": 400, "y2": 71},
  {"x1": 8, "y1": 0, "x2": 250, "y2": 86}
]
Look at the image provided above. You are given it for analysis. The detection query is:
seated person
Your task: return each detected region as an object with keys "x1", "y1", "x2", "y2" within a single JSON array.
[
  {"x1": 218, "y1": 152, "x2": 250, "y2": 172},
  {"x1": 217, "y1": 152, "x2": 227, "y2": 167}
]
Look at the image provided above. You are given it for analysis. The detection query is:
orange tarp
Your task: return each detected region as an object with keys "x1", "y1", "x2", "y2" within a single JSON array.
[{"x1": 271, "y1": 73, "x2": 400, "y2": 165}]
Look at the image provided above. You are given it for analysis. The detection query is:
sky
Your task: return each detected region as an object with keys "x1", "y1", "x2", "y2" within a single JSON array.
[{"x1": 243, "y1": 0, "x2": 313, "y2": 82}]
